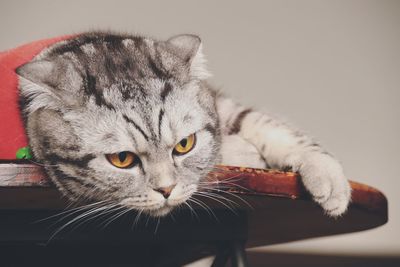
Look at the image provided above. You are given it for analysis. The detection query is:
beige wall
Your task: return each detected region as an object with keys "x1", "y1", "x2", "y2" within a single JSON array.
[{"x1": 1, "y1": 0, "x2": 399, "y2": 256}]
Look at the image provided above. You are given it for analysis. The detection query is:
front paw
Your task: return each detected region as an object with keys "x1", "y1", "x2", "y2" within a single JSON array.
[{"x1": 298, "y1": 153, "x2": 351, "y2": 217}]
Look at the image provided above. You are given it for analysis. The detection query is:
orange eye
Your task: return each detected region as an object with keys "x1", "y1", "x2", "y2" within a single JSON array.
[
  {"x1": 173, "y1": 134, "x2": 196, "y2": 155},
  {"x1": 106, "y1": 151, "x2": 138, "y2": 168}
]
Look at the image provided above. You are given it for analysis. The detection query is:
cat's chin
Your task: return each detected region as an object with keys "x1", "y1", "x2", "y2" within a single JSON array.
[{"x1": 146, "y1": 206, "x2": 175, "y2": 217}]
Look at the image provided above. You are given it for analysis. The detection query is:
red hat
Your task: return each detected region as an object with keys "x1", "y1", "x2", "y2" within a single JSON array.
[{"x1": 0, "y1": 36, "x2": 71, "y2": 160}]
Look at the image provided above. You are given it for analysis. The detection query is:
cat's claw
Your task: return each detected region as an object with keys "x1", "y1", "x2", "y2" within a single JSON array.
[{"x1": 298, "y1": 153, "x2": 352, "y2": 217}]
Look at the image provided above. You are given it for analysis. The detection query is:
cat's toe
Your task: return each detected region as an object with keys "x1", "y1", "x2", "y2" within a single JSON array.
[
  {"x1": 308, "y1": 177, "x2": 351, "y2": 217},
  {"x1": 322, "y1": 173, "x2": 352, "y2": 217},
  {"x1": 320, "y1": 188, "x2": 351, "y2": 217},
  {"x1": 303, "y1": 177, "x2": 332, "y2": 205},
  {"x1": 298, "y1": 154, "x2": 352, "y2": 217}
]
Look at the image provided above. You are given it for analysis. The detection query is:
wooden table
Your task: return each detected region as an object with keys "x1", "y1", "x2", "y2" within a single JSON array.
[{"x1": 0, "y1": 163, "x2": 388, "y2": 266}]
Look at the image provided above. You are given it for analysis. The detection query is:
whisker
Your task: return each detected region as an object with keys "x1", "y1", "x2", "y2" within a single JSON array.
[
  {"x1": 187, "y1": 197, "x2": 219, "y2": 222},
  {"x1": 192, "y1": 192, "x2": 238, "y2": 215},
  {"x1": 199, "y1": 180, "x2": 252, "y2": 193},
  {"x1": 145, "y1": 213, "x2": 151, "y2": 228},
  {"x1": 206, "y1": 171, "x2": 245, "y2": 182},
  {"x1": 28, "y1": 159, "x2": 59, "y2": 167},
  {"x1": 101, "y1": 206, "x2": 131, "y2": 229},
  {"x1": 197, "y1": 186, "x2": 253, "y2": 209},
  {"x1": 168, "y1": 209, "x2": 177, "y2": 222},
  {"x1": 183, "y1": 201, "x2": 199, "y2": 220},
  {"x1": 68, "y1": 203, "x2": 121, "y2": 231},
  {"x1": 132, "y1": 209, "x2": 144, "y2": 229},
  {"x1": 195, "y1": 191, "x2": 239, "y2": 206},
  {"x1": 34, "y1": 200, "x2": 111, "y2": 224},
  {"x1": 154, "y1": 217, "x2": 161, "y2": 234},
  {"x1": 46, "y1": 203, "x2": 117, "y2": 244}
]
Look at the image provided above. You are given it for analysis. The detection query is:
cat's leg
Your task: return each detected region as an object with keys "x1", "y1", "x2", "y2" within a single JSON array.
[
  {"x1": 216, "y1": 96, "x2": 351, "y2": 216},
  {"x1": 220, "y1": 134, "x2": 266, "y2": 169}
]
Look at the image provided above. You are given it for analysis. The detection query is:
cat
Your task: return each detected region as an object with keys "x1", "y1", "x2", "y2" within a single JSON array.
[{"x1": 16, "y1": 32, "x2": 351, "y2": 217}]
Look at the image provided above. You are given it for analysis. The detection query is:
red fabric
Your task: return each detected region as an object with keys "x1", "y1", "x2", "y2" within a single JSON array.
[{"x1": 0, "y1": 36, "x2": 71, "y2": 159}]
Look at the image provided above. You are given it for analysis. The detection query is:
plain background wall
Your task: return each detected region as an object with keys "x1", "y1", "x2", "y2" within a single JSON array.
[{"x1": 0, "y1": 0, "x2": 399, "y2": 258}]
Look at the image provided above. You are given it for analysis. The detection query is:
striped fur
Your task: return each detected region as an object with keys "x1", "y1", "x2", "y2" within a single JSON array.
[{"x1": 16, "y1": 32, "x2": 350, "y2": 217}]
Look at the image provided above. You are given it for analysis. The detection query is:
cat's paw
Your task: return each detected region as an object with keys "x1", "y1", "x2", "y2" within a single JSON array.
[{"x1": 297, "y1": 153, "x2": 351, "y2": 217}]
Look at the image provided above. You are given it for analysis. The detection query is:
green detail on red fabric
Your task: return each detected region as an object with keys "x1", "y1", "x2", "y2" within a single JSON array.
[{"x1": 16, "y1": 147, "x2": 32, "y2": 159}]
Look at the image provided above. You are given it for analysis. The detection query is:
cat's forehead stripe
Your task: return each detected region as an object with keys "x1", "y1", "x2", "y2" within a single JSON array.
[
  {"x1": 122, "y1": 114, "x2": 150, "y2": 142},
  {"x1": 158, "y1": 109, "x2": 164, "y2": 142},
  {"x1": 147, "y1": 56, "x2": 168, "y2": 79},
  {"x1": 160, "y1": 82, "x2": 173, "y2": 102},
  {"x1": 84, "y1": 72, "x2": 117, "y2": 111},
  {"x1": 41, "y1": 33, "x2": 180, "y2": 87}
]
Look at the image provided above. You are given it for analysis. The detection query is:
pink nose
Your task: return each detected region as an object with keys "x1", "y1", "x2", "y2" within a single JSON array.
[{"x1": 154, "y1": 184, "x2": 176, "y2": 199}]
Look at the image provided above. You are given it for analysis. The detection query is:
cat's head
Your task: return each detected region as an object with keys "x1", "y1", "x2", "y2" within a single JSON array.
[{"x1": 16, "y1": 32, "x2": 220, "y2": 216}]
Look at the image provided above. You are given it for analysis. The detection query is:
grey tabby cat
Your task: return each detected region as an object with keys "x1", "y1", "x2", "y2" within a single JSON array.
[{"x1": 16, "y1": 32, "x2": 351, "y2": 217}]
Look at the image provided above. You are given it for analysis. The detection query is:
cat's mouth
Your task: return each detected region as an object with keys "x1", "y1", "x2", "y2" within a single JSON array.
[
  {"x1": 147, "y1": 205, "x2": 175, "y2": 217},
  {"x1": 144, "y1": 197, "x2": 191, "y2": 217},
  {"x1": 119, "y1": 185, "x2": 197, "y2": 217},
  {"x1": 119, "y1": 196, "x2": 188, "y2": 217}
]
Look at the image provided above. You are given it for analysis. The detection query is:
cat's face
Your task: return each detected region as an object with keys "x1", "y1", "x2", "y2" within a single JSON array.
[{"x1": 17, "y1": 33, "x2": 220, "y2": 216}]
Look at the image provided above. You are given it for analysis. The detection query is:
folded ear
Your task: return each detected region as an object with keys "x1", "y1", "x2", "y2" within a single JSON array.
[
  {"x1": 16, "y1": 59, "x2": 83, "y2": 113},
  {"x1": 166, "y1": 34, "x2": 211, "y2": 80},
  {"x1": 16, "y1": 60, "x2": 55, "y2": 87}
]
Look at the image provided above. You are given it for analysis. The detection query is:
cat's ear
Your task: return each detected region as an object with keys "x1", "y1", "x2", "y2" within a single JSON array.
[
  {"x1": 166, "y1": 34, "x2": 211, "y2": 80},
  {"x1": 16, "y1": 59, "x2": 83, "y2": 113},
  {"x1": 16, "y1": 60, "x2": 54, "y2": 85}
]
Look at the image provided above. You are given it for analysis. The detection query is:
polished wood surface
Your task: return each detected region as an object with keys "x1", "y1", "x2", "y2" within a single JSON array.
[{"x1": 0, "y1": 162, "x2": 388, "y2": 249}]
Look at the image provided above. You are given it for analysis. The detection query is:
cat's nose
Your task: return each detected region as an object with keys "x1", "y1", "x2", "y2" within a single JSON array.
[{"x1": 154, "y1": 184, "x2": 176, "y2": 199}]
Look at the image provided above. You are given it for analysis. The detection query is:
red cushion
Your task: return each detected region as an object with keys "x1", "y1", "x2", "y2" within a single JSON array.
[{"x1": 0, "y1": 36, "x2": 71, "y2": 159}]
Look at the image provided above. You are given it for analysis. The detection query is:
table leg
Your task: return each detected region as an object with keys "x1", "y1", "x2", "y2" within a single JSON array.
[
  {"x1": 230, "y1": 241, "x2": 250, "y2": 267},
  {"x1": 210, "y1": 240, "x2": 250, "y2": 267},
  {"x1": 211, "y1": 243, "x2": 231, "y2": 267}
]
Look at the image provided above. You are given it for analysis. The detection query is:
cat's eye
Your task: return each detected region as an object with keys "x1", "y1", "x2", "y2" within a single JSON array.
[
  {"x1": 173, "y1": 134, "x2": 196, "y2": 156},
  {"x1": 106, "y1": 151, "x2": 138, "y2": 169}
]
